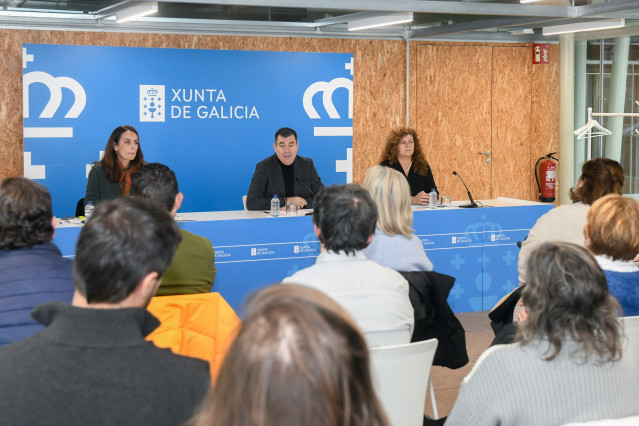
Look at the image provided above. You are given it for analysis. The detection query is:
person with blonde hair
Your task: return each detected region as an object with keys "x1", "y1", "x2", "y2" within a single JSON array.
[
  {"x1": 363, "y1": 165, "x2": 433, "y2": 272},
  {"x1": 446, "y1": 242, "x2": 639, "y2": 426},
  {"x1": 585, "y1": 193, "x2": 639, "y2": 316},
  {"x1": 190, "y1": 284, "x2": 390, "y2": 426},
  {"x1": 380, "y1": 127, "x2": 437, "y2": 206}
]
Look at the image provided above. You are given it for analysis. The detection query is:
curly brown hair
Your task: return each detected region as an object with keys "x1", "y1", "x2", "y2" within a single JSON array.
[
  {"x1": 0, "y1": 177, "x2": 54, "y2": 249},
  {"x1": 379, "y1": 127, "x2": 430, "y2": 176},
  {"x1": 517, "y1": 242, "x2": 622, "y2": 364},
  {"x1": 99, "y1": 125, "x2": 145, "y2": 182},
  {"x1": 569, "y1": 157, "x2": 624, "y2": 205}
]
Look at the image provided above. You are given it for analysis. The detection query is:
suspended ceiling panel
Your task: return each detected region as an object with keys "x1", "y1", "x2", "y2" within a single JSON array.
[{"x1": 1, "y1": 0, "x2": 639, "y2": 42}]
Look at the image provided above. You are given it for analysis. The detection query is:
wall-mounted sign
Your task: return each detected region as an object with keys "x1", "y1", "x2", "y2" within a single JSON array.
[
  {"x1": 532, "y1": 43, "x2": 550, "y2": 65},
  {"x1": 22, "y1": 44, "x2": 354, "y2": 216}
]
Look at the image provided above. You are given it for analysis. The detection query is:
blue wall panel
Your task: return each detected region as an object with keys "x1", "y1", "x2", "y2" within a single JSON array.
[{"x1": 22, "y1": 44, "x2": 353, "y2": 216}]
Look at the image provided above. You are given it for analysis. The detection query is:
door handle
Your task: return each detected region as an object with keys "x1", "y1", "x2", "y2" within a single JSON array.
[{"x1": 478, "y1": 150, "x2": 491, "y2": 164}]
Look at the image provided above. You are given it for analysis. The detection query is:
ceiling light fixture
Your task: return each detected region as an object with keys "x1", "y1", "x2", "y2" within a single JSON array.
[
  {"x1": 542, "y1": 19, "x2": 625, "y2": 36},
  {"x1": 348, "y1": 12, "x2": 413, "y2": 31},
  {"x1": 116, "y1": 2, "x2": 158, "y2": 24},
  {"x1": 511, "y1": 28, "x2": 534, "y2": 35}
]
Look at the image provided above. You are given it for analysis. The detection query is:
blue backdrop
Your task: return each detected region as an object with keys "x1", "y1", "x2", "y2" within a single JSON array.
[{"x1": 22, "y1": 44, "x2": 353, "y2": 216}]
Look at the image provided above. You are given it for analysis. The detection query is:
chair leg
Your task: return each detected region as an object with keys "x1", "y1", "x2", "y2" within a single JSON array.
[{"x1": 429, "y1": 376, "x2": 438, "y2": 419}]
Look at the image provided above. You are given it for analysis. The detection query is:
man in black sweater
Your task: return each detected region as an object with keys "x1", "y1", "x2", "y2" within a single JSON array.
[
  {"x1": 246, "y1": 127, "x2": 324, "y2": 211},
  {"x1": 0, "y1": 197, "x2": 210, "y2": 426}
]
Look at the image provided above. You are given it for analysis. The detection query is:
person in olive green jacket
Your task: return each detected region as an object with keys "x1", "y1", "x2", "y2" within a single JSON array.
[{"x1": 131, "y1": 163, "x2": 216, "y2": 295}]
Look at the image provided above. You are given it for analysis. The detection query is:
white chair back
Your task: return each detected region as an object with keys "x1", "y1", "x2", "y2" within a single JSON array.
[
  {"x1": 369, "y1": 338, "x2": 438, "y2": 426},
  {"x1": 562, "y1": 415, "x2": 639, "y2": 425},
  {"x1": 621, "y1": 315, "x2": 639, "y2": 364},
  {"x1": 242, "y1": 195, "x2": 247, "y2": 210}
]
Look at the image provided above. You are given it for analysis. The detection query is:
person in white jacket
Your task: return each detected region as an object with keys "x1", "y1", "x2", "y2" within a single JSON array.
[{"x1": 283, "y1": 183, "x2": 414, "y2": 349}]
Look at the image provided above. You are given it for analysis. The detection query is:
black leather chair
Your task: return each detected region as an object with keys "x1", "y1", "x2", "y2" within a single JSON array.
[{"x1": 75, "y1": 198, "x2": 85, "y2": 217}]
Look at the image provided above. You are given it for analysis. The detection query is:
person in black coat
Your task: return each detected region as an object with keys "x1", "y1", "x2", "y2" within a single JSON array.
[
  {"x1": 0, "y1": 197, "x2": 210, "y2": 426},
  {"x1": 246, "y1": 127, "x2": 324, "y2": 211},
  {"x1": 379, "y1": 127, "x2": 438, "y2": 206}
]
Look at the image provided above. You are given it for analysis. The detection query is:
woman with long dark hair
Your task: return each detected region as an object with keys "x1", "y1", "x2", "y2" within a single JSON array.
[{"x1": 85, "y1": 125, "x2": 145, "y2": 205}]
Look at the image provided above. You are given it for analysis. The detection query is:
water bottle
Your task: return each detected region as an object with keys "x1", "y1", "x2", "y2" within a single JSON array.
[
  {"x1": 84, "y1": 201, "x2": 95, "y2": 220},
  {"x1": 428, "y1": 189, "x2": 438, "y2": 209},
  {"x1": 270, "y1": 194, "x2": 280, "y2": 217}
]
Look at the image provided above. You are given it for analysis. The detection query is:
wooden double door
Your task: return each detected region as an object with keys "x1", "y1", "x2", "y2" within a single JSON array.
[{"x1": 414, "y1": 43, "x2": 558, "y2": 203}]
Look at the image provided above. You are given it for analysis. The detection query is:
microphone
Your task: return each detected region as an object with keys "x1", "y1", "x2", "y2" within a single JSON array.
[
  {"x1": 452, "y1": 171, "x2": 478, "y2": 208},
  {"x1": 296, "y1": 177, "x2": 314, "y2": 196}
]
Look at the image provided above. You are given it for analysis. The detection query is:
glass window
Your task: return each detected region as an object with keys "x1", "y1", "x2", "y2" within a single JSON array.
[{"x1": 582, "y1": 37, "x2": 639, "y2": 195}]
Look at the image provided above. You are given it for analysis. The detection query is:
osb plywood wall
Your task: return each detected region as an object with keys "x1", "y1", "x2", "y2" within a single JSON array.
[
  {"x1": 531, "y1": 44, "x2": 560, "y2": 202},
  {"x1": 410, "y1": 42, "x2": 559, "y2": 202},
  {"x1": 0, "y1": 30, "x2": 558, "y2": 201},
  {"x1": 413, "y1": 44, "x2": 493, "y2": 201},
  {"x1": 492, "y1": 46, "x2": 533, "y2": 201}
]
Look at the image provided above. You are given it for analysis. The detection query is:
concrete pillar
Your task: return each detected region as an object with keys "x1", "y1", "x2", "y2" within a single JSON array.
[
  {"x1": 574, "y1": 41, "x2": 587, "y2": 173},
  {"x1": 605, "y1": 36, "x2": 630, "y2": 161},
  {"x1": 559, "y1": 33, "x2": 575, "y2": 205}
]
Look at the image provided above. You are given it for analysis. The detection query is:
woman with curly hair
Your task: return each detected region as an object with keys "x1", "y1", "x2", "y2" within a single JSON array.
[
  {"x1": 446, "y1": 242, "x2": 639, "y2": 426},
  {"x1": 85, "y1": 125, "x2": 145, "y2": 206},
  {"x1": 379, "y1": 126, "x2": 437, "y2": 206}
]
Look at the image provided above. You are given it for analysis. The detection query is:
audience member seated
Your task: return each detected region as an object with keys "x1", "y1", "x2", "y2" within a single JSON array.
[
  {"x1": 363, "y1": 165, "x2": 433, "y2": 271},
  {"x1": 131, "y1": 162, "x2": 216, "y2": 295},
  {"x1": 190, "y1": 284, "x2": 390, "y2": 426},
  {"x1": 283, "y1": 184, "x2": 414, "y2": 348},
  {"x1": 0, "y1": 197, "x2": 210, "y2": 425},
  {"x1": 0, "y1": 177, "x2": 74, "y2": 346},
  {"x1": 146, "y1": 292, "x2": 240, "y2": 380},
  {"x1": 446, "y1": 242, "x2": 639, "y2": 426},
  {"x1": 85, "y1": 125, "x2": 145, "y2": 205},
  {"x1": 517, "y1": 157, "x2": 623, "y2": 284},
  {"x1": 585, "y1": 194, "x2": 639, "y2": 316}
]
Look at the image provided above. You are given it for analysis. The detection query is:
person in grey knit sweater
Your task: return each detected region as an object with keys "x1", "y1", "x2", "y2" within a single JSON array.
[{"x1": 446, "y1": 242, "x2": 639, "y2": 426}]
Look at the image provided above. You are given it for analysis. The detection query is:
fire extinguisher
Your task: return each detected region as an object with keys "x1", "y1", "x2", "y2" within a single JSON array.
[{"x1": 535, "y1": 152, "x2": 558, "y2": 203}]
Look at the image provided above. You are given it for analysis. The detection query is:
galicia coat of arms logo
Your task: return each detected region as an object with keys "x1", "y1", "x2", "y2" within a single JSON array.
[{"x1": 139, "y1": 85, "x2": 165, "y2": 122}]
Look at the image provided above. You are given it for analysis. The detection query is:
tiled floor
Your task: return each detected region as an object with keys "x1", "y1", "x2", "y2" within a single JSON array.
[{"x1": 425, "y1": 310, "x2": 494, "y2": 419}]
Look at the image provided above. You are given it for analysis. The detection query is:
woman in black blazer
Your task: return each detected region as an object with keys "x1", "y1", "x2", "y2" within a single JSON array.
[{"x1": 379, "y1": 127, "x2": 437, "y2": 206}]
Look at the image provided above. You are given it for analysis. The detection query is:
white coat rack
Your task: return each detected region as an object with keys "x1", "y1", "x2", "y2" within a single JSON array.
[{"x1": 574, "y1": 106, "x2": 639, "y2": 159}]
